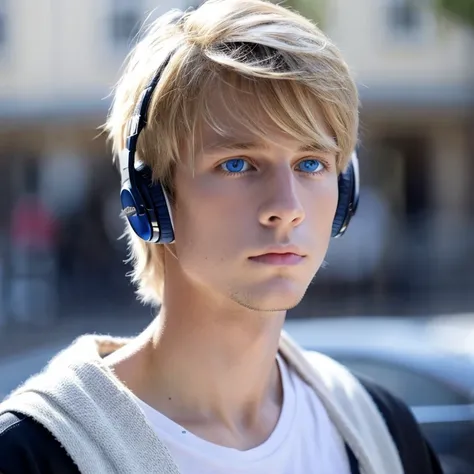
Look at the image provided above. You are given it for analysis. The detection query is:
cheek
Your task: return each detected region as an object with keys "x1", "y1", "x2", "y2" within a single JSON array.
[
  {"x1": 171, "y1": 175, "x2": 245, "y2": 263},
  {"x1": 328, "y1": 182, "x2": 340, "y2": 220},
  {"x1": 306, "y1": 177, "x2": 339, "y2": 227}
]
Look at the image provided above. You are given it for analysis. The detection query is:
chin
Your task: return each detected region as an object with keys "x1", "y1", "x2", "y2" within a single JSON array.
[{"x1": 230, "y1": 278, "x2": 308, "y2": 312}]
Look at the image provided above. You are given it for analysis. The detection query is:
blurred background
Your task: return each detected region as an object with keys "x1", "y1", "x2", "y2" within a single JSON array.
[{"x1": 0, "y1": 0, "x2": 474, "y2": 472}]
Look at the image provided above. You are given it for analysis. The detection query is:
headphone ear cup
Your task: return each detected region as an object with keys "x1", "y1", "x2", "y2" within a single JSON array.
[
  {"x1": 120, "y1": 185, "x2": 154, "y2": 242},
  {"x1": 332, "y1": 161, "x2": 355, "y2": 238},
  {"x1": 132, "y1": 164, "x2": 175, "y2": 244}
]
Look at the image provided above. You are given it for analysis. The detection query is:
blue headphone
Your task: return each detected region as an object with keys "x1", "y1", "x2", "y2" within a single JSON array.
[{"x1": 119, "y1": 55, "x2": 360, "y2": 244}]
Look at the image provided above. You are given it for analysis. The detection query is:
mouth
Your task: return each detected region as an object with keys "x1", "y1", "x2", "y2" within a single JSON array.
[{"x1": 249, "y1": 247, "x2": 306, "y2": 266}]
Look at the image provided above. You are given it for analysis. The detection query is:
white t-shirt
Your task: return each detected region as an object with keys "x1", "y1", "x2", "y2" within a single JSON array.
[{"x1": 135, "y1": 355, "x2": 351, "y2": 474}]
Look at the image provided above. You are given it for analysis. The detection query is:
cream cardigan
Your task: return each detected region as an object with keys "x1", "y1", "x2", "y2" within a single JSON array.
[{"x1": 0, "y1": 331, "x2": 404, "y2": 474}]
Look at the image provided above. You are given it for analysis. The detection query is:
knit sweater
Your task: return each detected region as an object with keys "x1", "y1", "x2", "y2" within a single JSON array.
[{"x1": 0, "y1": 331, "x2": 404, "y2": 474}]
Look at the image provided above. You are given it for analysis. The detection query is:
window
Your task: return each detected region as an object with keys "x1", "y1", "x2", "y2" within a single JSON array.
[
  {"x1": 110, "y1": 0, "x2": 142, "y2": 47},
  {"x1": 384, "y1": 0, "x2": 428, "y2": 42},
  {"x1": 388, "y1": 1, "x2": 421, "y2": 33}
]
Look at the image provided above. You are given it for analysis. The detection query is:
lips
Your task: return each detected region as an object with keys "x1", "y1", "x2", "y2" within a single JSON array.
[{"x1": 248, "y1": 248, "x2": 305, "y2": 266}]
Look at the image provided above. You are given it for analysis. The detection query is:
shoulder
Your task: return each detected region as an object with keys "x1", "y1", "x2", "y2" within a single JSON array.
[
  {"x1": 0, "y1": 411, "x2": 79, "y2": 474},
  {"x1": 354, "y1": 375, "x2": 444, "y2": 474}
]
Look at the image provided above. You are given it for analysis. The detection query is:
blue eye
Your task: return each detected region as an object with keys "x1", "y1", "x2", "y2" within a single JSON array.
[
  {"x1": 296, "y1": 159, "x2": 324, "y2": 173},
  {"x1": 220, "y1": 158, "x2": 250, "y2": 174}
]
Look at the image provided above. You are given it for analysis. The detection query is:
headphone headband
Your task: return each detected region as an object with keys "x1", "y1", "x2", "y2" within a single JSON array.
[{"x1": 120, "y1": 53, "x2": 174, "y2": 193}]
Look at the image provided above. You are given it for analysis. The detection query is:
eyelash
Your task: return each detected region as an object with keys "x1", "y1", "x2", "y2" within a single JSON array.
[{"x1": 217, "y1": 157, "x2": 330, "y2": 177}]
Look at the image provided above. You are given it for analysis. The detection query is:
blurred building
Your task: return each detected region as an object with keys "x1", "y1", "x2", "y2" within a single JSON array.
[{"x1": 0, "y1": 0, "x2": 473, "y2": 319}]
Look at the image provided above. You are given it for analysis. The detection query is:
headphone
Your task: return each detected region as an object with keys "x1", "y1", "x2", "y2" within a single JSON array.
[{"x1": 119, "y1": 54, "x2": 360, "y2": 244}]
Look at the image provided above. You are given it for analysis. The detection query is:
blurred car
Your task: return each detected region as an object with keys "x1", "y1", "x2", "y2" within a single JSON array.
[{"x1": 284, "y1": 316, "x2": 474, "y2": 474}]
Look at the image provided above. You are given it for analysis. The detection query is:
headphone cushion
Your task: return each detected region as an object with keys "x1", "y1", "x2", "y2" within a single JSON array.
[
  {"x1": 332, "y1": 162, "x2": 354, "y2": 237},
  {"x1": 147, "y1": 182, "x2": 174, "y2": 243}
]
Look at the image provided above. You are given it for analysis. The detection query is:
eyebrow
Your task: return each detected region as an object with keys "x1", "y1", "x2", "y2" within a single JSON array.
[{"x1": 203, "y1": 140, "x2": 334, "y2": 154}]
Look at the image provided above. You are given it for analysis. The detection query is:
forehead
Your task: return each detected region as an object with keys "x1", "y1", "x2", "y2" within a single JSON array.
[{"x1": 193, "y1": 73, "x2": 336, "y2": 155}]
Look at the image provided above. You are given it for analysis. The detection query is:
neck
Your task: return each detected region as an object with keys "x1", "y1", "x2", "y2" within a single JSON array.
[{"x1": 148, "y1": 279, "x2": 286, "y2": 428}]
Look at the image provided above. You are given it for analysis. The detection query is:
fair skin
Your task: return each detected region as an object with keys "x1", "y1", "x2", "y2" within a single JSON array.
[{"x1": 105, "y1": 86, "x2": 339, "y2": 450}]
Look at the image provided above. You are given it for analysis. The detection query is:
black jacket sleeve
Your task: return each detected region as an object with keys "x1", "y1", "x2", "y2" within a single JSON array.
[{"x1": 0, "y1": 411, "x2": 80, "y2": 474}]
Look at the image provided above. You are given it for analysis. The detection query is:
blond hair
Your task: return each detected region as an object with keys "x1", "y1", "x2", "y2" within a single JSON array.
[{"x1": 105, "y1": 0, "x2": 359, "y2": 306}]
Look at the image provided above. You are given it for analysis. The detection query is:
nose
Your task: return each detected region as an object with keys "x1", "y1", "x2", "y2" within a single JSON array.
[{"x1": 258, "y1": 166, "x2": 305, "y2": 228}]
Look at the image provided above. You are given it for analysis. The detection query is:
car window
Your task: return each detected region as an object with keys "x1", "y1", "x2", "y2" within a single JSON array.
[{"x1": 333, "y1": 357, "x2": 467, "y2": 407}]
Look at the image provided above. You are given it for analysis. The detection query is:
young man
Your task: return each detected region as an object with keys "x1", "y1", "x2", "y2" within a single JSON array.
[{"x1": 0, "y1": 1, "x2": 443, "y2": 473}]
